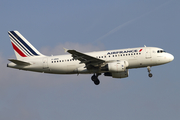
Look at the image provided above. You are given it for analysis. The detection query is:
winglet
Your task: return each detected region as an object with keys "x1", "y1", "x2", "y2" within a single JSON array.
[{"x1": 63, "y1": 48, "x2": 69, "y2": 53}]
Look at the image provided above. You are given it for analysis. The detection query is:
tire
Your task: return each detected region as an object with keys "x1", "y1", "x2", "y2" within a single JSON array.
[
  {"x1": 148, "y1": 73, "x2": 153, "y2": 78},
  {"x1": 91, "y1": 75, "x2": 97, "y2": 81},
  {"x1": 94, "y1": 80, "x2": 100, "y2": 85}
]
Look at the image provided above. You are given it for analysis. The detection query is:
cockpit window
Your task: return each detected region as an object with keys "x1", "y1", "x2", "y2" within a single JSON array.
[{"x1": 157, "y1": 50, "x2": 166, "y2": 53}]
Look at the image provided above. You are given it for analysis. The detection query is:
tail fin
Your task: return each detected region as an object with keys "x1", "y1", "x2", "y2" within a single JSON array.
[{"x1": 8, "y1": 31, "x2": 44, "y2": 59}]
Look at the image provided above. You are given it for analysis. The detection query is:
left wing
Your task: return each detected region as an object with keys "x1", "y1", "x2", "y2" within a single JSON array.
[
  {"x1": 8, "y1": 59, "x2": 31, "y2": 66},
  {"x1": 65, "y1": 48, "x2": 105, "y2": 67}
]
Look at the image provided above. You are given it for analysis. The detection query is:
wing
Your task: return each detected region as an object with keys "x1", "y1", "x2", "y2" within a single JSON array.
[{"x1": 65, "y1": 49, "x2": 105, "y2": 67}]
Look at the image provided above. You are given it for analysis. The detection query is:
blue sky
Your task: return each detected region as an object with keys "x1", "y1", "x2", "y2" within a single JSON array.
[{"x1": 0, "y1": 0, "x2": 179, "y2": 120}]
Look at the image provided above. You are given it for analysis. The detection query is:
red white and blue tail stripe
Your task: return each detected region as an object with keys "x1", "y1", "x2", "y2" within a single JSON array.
[{"x1": 8, "y1": 31, "x2": 43, "y2": 59}]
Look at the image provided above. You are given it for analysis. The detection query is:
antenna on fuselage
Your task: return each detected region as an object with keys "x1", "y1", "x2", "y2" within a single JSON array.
[{"x1": 144, "y1": 45, "x2": 146, "y2": 47}]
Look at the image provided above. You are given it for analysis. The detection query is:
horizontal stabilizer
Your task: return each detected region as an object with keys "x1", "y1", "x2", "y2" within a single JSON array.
[{"x1": 8, "y1": 59, "x2": 31, "y2": 66}]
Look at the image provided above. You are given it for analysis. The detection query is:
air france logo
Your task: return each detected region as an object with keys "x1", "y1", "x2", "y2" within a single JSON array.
[
  {"x1": 139, "y1": 49, "x2": 143, "y2": 52},
  {"x1": 107, "y1": 49, "x2": 143, "y2": 55}
]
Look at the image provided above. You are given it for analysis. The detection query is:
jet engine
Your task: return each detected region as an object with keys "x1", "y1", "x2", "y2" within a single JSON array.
[
  {"x1": 103, "y1": 60, "x2": 129, "y2": 78},
  {"x1": 107, "y1": 60, "x2": 128, "y2": 72}
]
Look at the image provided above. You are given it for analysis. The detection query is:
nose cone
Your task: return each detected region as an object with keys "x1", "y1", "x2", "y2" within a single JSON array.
[{"x1": 168, "y1": 54, "x2": 174, "y2": 62}]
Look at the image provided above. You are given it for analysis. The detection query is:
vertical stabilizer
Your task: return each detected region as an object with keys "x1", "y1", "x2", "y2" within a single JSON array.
[{"x1": 8, "y1": 31, "x2": 44, "y2": 60}]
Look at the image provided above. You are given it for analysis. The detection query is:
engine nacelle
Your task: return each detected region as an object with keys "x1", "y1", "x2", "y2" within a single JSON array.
[
  {"x1": 112, "y1": 70, "x2": 129, "y2": 78},
  {"x1": 104, "y1": 70, "x2": 129, "y2": 78},
  {"x1": 108, "y1": 61, "x2": 128, "y2": 72}
]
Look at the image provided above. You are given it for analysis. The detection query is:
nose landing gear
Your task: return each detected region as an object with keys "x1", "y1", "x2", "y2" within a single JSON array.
[
  {"x1": 91, "y1": 73, "x2": 101, "y2": 85},
  {"x1": 147, "y1": 66, "x2": 153, "y2": 78}
]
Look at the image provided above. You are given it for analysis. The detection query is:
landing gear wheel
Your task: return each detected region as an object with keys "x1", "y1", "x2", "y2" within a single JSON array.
[
  {"x1": 91, "y1": 73, "x2": 101, "y2": 85},
  {"x1": 147, "y1": 66, "x2": 153, "y2": 78},
  {"x1": 91, "y1": 75, "x2": 96, "y2": 81},
  {"x1": 148, "y1": 73, "x2": 153, "y2": 78},
  {"x1": 94, "y1": 80, "x2": 100, "y2": 85}
]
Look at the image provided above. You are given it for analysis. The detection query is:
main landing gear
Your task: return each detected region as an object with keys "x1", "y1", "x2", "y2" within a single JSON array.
[
  {"x1": 147, "y1": 66, "x2": 153, "y2": 78},
  {"x1": 91, "y1": 73, "x2": 101, "y2": 85}
]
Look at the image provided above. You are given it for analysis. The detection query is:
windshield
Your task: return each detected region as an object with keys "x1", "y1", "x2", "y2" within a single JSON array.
[{"x1": 157, "y1": 50, "x2": 166, "y2": 53}]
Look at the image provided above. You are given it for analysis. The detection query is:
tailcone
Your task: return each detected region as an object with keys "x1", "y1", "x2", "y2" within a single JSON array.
[{"x1": 7, "y1": 62, "x2": 16, "y2": 68}]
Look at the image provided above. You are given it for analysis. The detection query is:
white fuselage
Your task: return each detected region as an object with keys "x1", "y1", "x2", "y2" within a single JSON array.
[{"x1": 7, "y1": 47, "x2": 174, "y2": 74}]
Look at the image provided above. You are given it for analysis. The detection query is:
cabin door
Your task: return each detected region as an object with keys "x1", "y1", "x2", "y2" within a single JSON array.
[
  {"x1": 145, "y1": 48, "x2": 151, "y2": 59},
  {"x1": 43, "y1": 58, "x2": 49, "y2": 69}
]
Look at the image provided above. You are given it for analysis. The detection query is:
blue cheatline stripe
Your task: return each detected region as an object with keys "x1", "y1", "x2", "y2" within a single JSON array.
[
  {"x1": 9, "y1": 32, "x2": 32, "y2": 56},
  {"x1": 9, "y1": 31, "x2": 39, "y2": 56},
  {"x1": 10, "y1": 37, "x2": 30, "y2": 56}
]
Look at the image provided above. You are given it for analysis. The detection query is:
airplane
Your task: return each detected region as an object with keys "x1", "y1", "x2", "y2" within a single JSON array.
[{"x1": 7, "y1": 31, "x2": 174, "y2": 85}]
